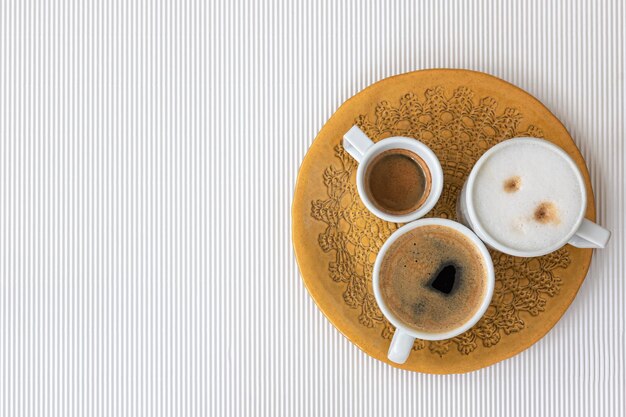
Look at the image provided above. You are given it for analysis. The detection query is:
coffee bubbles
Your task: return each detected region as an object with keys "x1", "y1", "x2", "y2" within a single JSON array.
[{"x1": 378, "y1": 225, "x2": 489, "y2": 335}]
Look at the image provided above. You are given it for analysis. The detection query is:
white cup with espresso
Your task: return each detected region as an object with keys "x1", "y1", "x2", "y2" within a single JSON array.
[
  {"x1": 343, "y1": 126, "x2": 444, "y2": 223},
  {"x1": 372, "y1": 218, "x2": 495, "y2": 364},
  {"x1": 457, "y1": 137, "x2": 611, "y2": 257}
]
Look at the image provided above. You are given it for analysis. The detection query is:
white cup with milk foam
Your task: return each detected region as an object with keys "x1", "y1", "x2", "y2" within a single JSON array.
[{"x1": 457, "y1": 138, "x2": 611, "y2": 257}]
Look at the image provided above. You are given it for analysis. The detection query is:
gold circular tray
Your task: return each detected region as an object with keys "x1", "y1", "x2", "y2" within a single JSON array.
[{"x1": 292, "y1": 69, "x2": 594, "y2": 374}]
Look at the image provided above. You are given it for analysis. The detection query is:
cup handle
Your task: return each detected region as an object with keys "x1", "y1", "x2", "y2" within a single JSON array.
[
  {"x1": 388, "y1": 328, "x2": 415, "y2": 364},
  {"x1": 568, "y1": 218, "x2": 611, "y2": 249},
  {"x1": 343, "y1": 126, "x2": 375, "y2": 163}
]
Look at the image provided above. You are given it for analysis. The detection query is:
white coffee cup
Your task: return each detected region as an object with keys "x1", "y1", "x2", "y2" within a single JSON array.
[
  {"x1": 343, "y1": 126, "x2": 444, "y2": 223},
  {"x1": 457, "y1": 137, "x2": 611, "y2": 257},
  {"x1": 372, "y1": 218, "x2": 495, "y2": 364}
]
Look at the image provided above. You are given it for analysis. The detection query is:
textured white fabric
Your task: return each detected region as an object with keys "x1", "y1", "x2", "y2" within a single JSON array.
[{"x1": 0, "y1": 1, "x2": 623, "y2": 416}]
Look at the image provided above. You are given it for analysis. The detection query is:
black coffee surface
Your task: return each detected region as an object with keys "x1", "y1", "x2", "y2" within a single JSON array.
[
  {"x1": 365, "y1": 149, "x2": 430, "y2": 215},
  {"x1": 429, "y1": 264, "x2": 457, "y2": 294},
  {"x1": 379, "y1": 225, "x2": 488, "y2": 334}
]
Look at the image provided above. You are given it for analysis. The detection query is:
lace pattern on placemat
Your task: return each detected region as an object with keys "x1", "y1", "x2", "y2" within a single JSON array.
[{"x1": 311, "y1": 87, "x2": 571, "y2": 356}]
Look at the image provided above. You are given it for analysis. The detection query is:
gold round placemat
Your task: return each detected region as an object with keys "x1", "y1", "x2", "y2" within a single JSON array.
[{"x1": 292, "y1": 69, "x2": 594, "y2": 374}]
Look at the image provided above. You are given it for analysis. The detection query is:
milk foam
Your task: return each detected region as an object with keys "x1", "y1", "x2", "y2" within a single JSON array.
[{"x1": 472, "y1": 141, "x2": 584, "y2": 252}]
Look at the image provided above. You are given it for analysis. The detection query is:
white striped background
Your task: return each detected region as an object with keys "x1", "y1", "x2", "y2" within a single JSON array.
[{"x1": 0, "y1": 0, "x2": 623, "y2": 416}]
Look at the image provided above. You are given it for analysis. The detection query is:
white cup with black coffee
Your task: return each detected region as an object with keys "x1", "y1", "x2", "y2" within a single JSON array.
[
  {"x1": 343, "y1": 126, "x2": 444, "y2": 223},
  {"x1": 457, "y1": 137, "x2": 611, "y2": 257},
  {"x1": 373, "y1": 218, "x2": 495, "y2": 364}
]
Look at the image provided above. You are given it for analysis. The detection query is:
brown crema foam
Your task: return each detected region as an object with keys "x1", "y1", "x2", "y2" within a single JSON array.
[
  {"x1": 379, "y1": 225, "x2": 488, "y2": 335},
  {"x1": 364, "y1": 148, "x2": 431, "y2": 215}
]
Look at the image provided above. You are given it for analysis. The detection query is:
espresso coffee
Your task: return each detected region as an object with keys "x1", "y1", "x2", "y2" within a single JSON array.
[
  {"x1": 365, "y1": 149, "x2": 431, "y2": 215},
  {"x1": 379, "y1": 225, "x2": 488, "y2": 334}
]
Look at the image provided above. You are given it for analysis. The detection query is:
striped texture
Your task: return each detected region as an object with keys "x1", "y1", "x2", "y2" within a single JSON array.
[{"x1": 0, "y1": 0, "x2": 623, "y2": 416}]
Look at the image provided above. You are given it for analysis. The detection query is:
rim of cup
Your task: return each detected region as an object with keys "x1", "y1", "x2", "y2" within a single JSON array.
[
  {"x1": 355, "y1": 137, "x2": 444, "y2": 223},
  {"x1": 464, "y1": 138, "x2": 588, "y2": 258},
  {"x1": 372, "y1": 218, "x2": 495, "y2": 341}
]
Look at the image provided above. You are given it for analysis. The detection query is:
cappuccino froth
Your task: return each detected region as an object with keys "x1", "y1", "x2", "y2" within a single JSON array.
[{"x1": 471, "y1": 141, "x2": 584, "y2": 252}]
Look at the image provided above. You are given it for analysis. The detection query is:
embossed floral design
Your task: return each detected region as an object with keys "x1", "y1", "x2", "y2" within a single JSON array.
[{"x1": 311, "y1": 87, "x2": 571, "y2": 356}]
